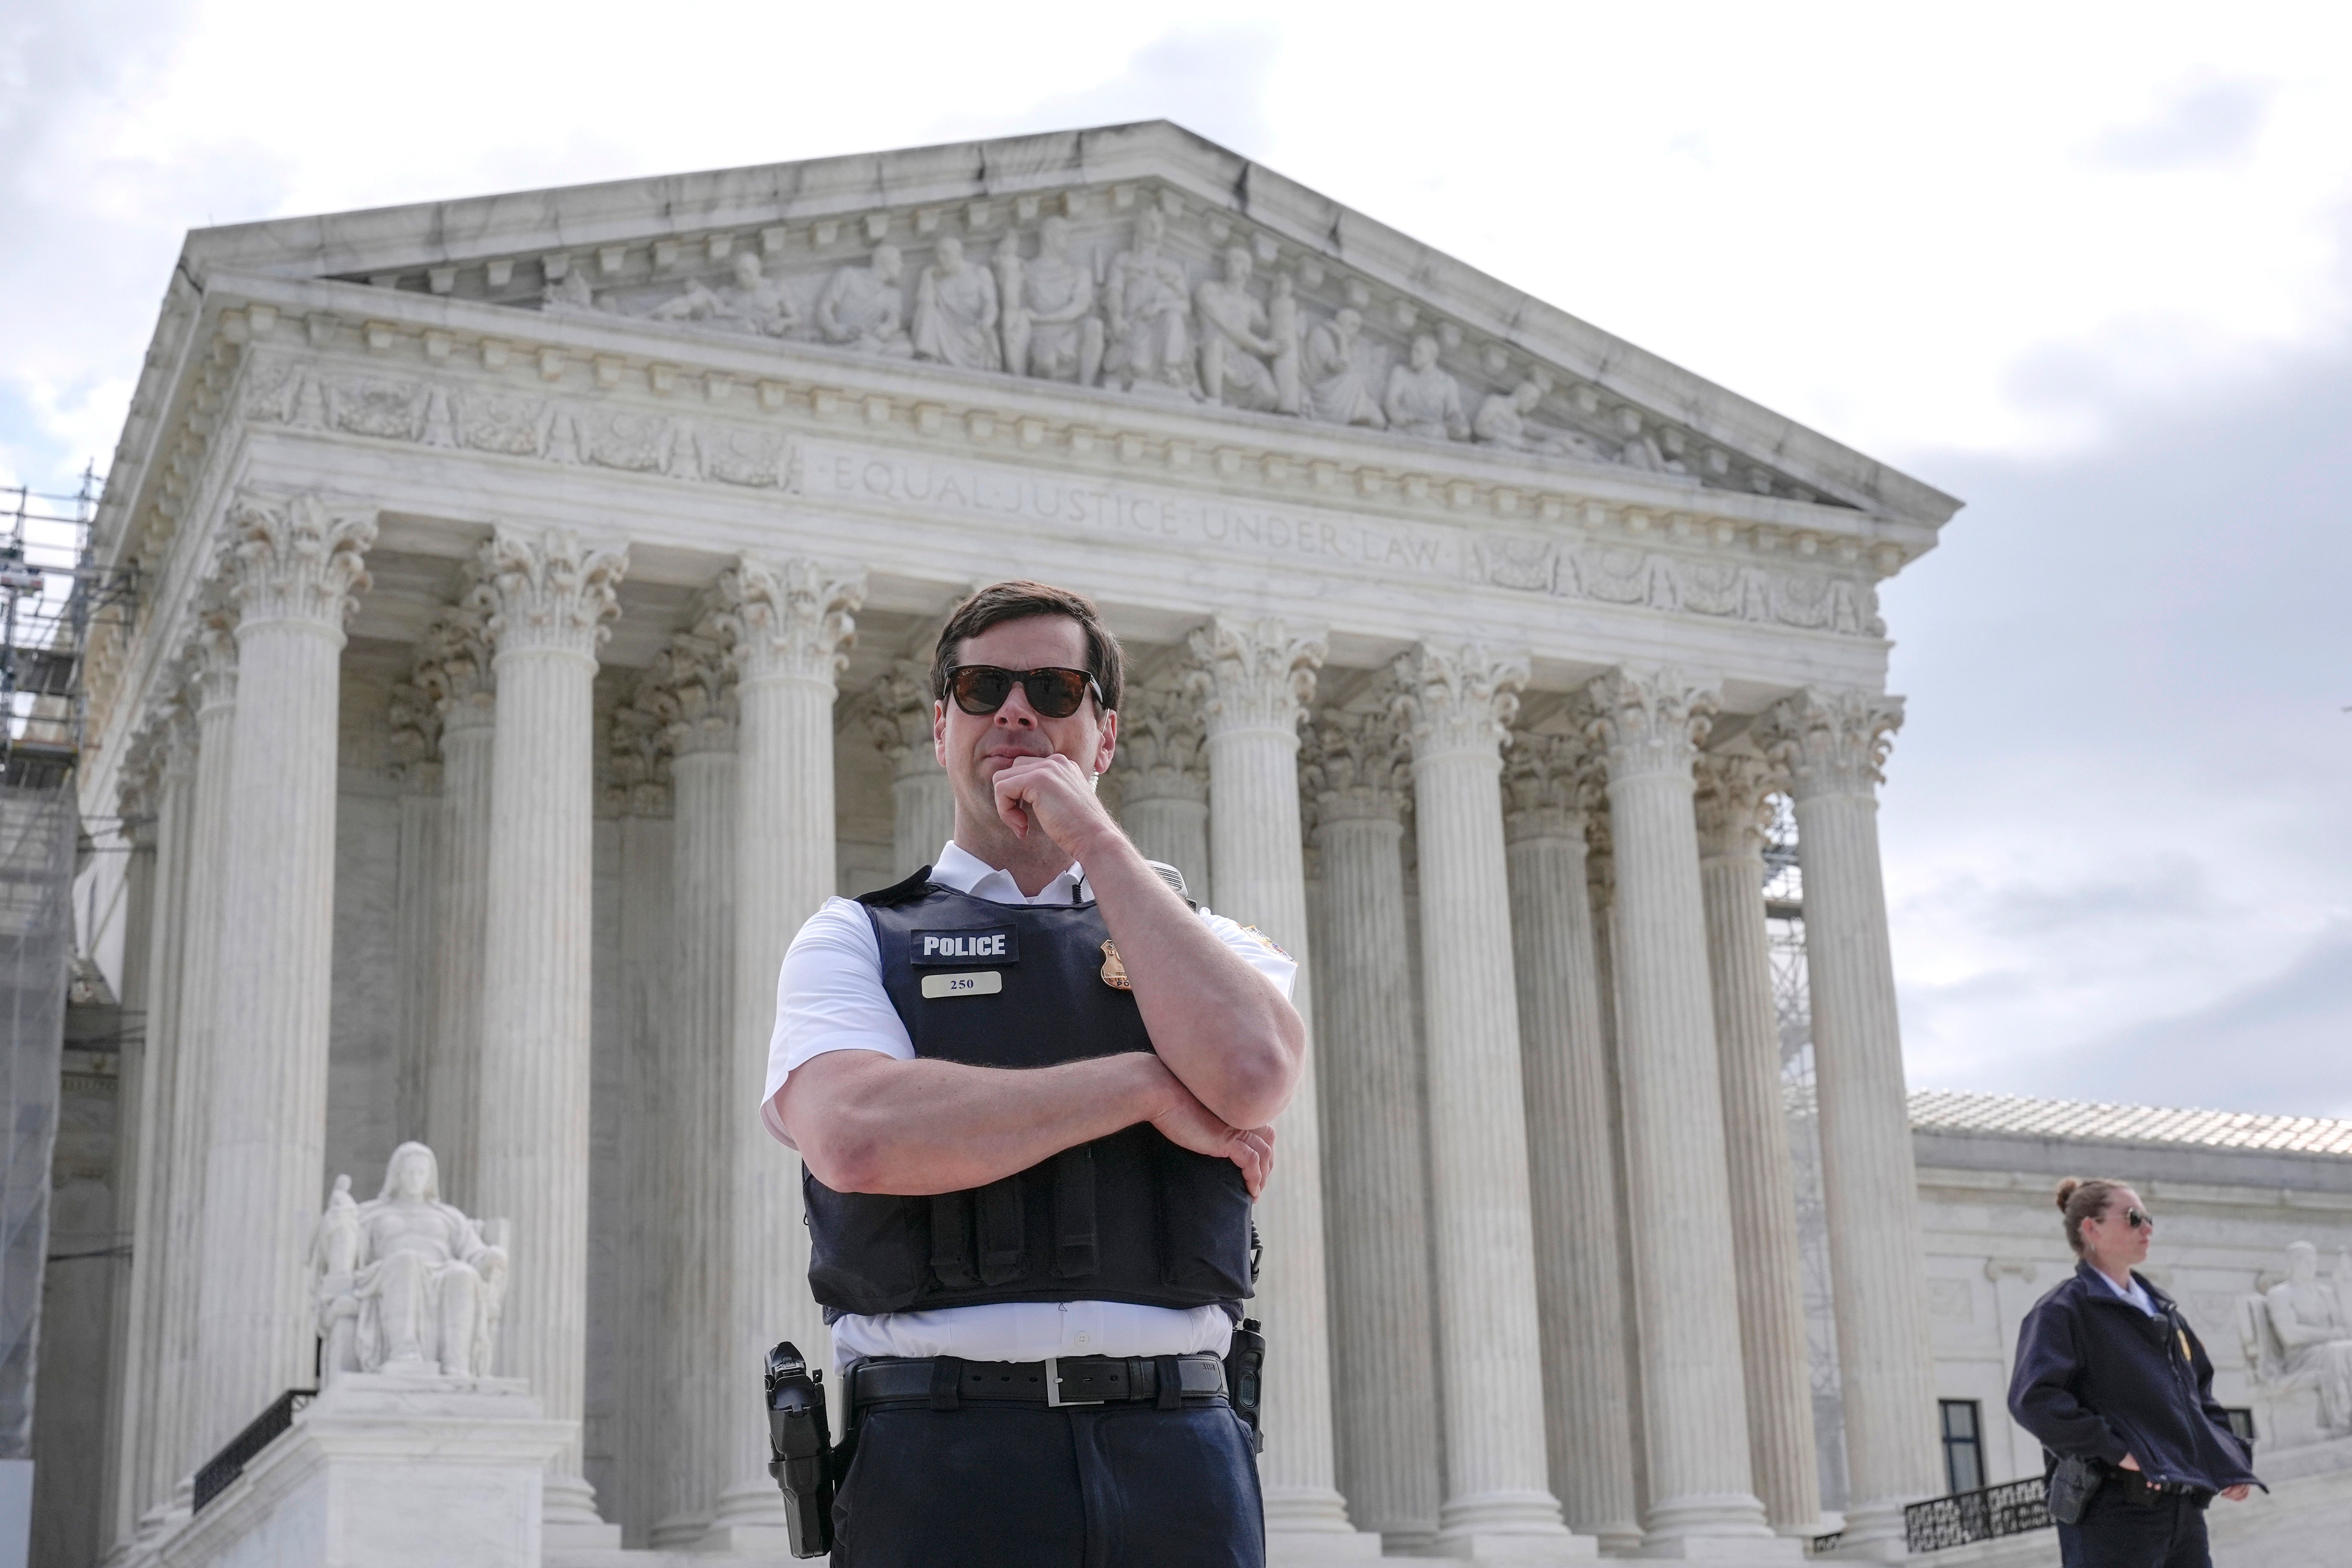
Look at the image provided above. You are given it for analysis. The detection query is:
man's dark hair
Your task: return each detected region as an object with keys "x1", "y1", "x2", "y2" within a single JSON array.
[{"x1": 931, "y1": 580, "x2": 1124, "y2": 713}]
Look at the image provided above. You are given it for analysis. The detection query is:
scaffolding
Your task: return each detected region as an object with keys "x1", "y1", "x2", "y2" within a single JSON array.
[{"x1": 0, "y1": 469, "x2": 119, "y2": 1461}]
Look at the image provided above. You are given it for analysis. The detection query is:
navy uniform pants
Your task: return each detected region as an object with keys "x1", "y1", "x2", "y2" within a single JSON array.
[
  {"x1": 2056, "y1": 1482, "x2": 2211, "y2": 1568},
  {"x1": 831, "y1": 1397, "x2": 1263, "y2": 1568}
]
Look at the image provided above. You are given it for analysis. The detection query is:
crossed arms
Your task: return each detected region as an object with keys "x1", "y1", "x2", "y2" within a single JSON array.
[{"x1": 773, "y1": 756, "x2": 1304, "y2": 1200}]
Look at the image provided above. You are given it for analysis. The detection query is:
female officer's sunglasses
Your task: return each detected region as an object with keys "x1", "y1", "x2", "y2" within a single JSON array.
[{"x1": 943, "y1": 665, "x2": 1105, "y2": 719}]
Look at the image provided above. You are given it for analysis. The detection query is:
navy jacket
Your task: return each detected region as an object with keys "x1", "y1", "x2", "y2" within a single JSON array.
[{"x1": 2007, "y1": 1261, "x2": 2260, "y2": 1494}]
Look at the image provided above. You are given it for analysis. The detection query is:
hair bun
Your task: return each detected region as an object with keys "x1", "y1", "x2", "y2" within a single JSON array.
[{"x1": 2056, "y1": 1178, "x2": 2081, "y2": 1211}]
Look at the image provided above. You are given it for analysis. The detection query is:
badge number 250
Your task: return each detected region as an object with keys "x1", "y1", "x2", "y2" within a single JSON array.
[{"x1": 920, "y1": 971, "x2": 1003, "y2": 1000}]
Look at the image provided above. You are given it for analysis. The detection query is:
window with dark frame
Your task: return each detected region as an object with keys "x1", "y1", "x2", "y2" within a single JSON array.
[{"x1": 1939, "y1": 1398, "x2": 1986, "y2": 1495}]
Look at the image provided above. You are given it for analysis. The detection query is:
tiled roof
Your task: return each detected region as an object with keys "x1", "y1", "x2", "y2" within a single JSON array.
[{"x1": 1909, "y1": 1089, "x2": 2352, "y2": 1158}]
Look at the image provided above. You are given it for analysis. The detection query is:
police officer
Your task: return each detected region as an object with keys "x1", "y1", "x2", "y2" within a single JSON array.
[
  {"x1": 2008, "y1": 1178, "x2": 2260, "y2": 1568},
  {"x1": 764, "y1": 580, "x2": 1303, "y2": 1568}
]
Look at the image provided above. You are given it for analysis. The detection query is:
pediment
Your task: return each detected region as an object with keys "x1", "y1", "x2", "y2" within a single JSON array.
[{"x1": 179, "y1": 122, "x2": 1956, "y2": 529}]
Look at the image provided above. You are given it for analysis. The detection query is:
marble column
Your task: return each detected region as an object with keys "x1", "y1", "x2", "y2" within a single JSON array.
[
  {"x1": 1185, "y1": 615, "x2": 1371, "y2": 1557},
  {"x1": 1112, "y1": 673, "x2": 1212, "y2": 906},
  {"x1": 613, "y1": 800, "x2": 673, "y2": 1545},
  {"x1": 416, "y1": 604, "x2": 496, "y2": 1209},
  {"x1": 474, "y1": 527, "x2": 626, "y2": 1532},
  {"x1": 1396, "y1": 642, "x2": 1581, "y2": 1559},
  {"x1": 1585, "y1": 811, "x2": 1654, "y2": 1527},
  {"x1": 385, "y1": 683, "x2": 440, "y2": 1146},
  {"x1": 1759, "y1": 690, "x2": 1939, "y2": 1557},
  {"x1": 640, "y1": 629, "x2": 738, "y2": 1548},
  {"x1": 1580, "y1": 668, "x2": 1784, "y2": 1559},
  {"x1": 1503, "y1": 733, "x2": 1641, "y2": 1552},
  {"x1": 100, "y1": 721, "x2": 169, "y2": 1550},
  {"x1": 1302, "y1": 706, "x2": 1438, "y2": 1546},
  {"x1": 705, "y1": 557, "x2": 864, "y2": 1544},
  {"x1": 196, "y1": 493, "x2": 375, "y2": 1452},
  {"x1": 149, "y1": 618, "x2": 235, "y2": 1517},
  {"x1": 864, "y1": 657, "x2": 953, "y2": 875},
  {"x1": 1695, "y1": 751, "x2": 1823, "y2": 1534}
]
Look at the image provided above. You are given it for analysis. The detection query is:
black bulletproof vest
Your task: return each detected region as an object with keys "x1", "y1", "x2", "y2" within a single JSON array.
[{"x1": 801, "y1": 870, "x2": 1255, "y2": 1321}]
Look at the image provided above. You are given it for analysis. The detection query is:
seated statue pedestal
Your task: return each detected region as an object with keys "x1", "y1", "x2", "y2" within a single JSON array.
[{"x1": 150, "y1": 1373, "x2": 569, "y2": 1568}]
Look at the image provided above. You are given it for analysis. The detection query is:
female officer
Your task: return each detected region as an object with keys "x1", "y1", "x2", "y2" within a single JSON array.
[{"x1": 2008, "y1": 1178, "x2": 2261, "y2": 1567}]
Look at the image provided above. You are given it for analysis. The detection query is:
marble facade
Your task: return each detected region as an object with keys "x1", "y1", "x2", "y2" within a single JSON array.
[{"x1": 67, "y1": 123, "x2": 1963, "y2": 1565}]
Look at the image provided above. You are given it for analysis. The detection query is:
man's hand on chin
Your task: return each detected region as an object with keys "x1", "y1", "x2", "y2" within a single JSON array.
[{"x1": 991, "y1": 751, "x2": 1112, "y2": 852}]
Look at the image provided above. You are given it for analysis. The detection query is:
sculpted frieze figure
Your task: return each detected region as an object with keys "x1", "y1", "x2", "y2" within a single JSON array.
[
  {"x1": 817, "y1": 244, "x2": 913, "y2": 357},
  {"x1": 1475, "y1": 380, "x2": 1602, "y2": 459},
  {"x1": 651, "y1": 250, "x2": 802, "y2": 338},
  {"x1": 541, "y1": 269, "x2": 601, "y2": 313},
  {"x1": 1266, "y1": 271, "x2": 1305, "y2": 416},
  {"x1": 312, "y1": 1141, "x2": 509, "y2": 1383},
  {"x1": 2252, "y1": 1242, "x2": 2352, "y2": 1435},
  {"x1": 1615, "y1": 408, "x2": 1687, "y2": 473},
  {"x1": 1303, "y1": 307, "x2": 1385, "y2": 427},
  {"x1": 1103, "y1": 208, "x2": 1194, "y2": 396},
  {"x1": 1002, "y1": 216, "x2": 1105, "y2": 385},
  {"x1": 911, "y1": 235, "x2": 1001, "y2": 371},
  {"x1": 1383, "y1": 333, "x2": 1468, "y2": 440},
  {"x1": 1195, "y1": 247, "x2": 1281, "y2": 412}
]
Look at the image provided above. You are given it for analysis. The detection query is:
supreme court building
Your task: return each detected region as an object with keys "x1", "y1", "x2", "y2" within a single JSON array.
[{"x1": 68, "y1": 123, "x2": 1967, "y2": 1564}]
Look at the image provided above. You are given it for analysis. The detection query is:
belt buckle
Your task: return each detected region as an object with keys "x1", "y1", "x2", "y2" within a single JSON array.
[{"x1": 1042, "y1": 1357, "x2": 1105, "y2": 1408}]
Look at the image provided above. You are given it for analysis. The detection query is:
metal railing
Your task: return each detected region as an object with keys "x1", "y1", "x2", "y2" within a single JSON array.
[
  {"x1": 192, "y1": 1387, "x2": 317, "y2": 1511},
  {"x1": 1904, "y1": 1477, "x2": 2051, "y2": 1552}
]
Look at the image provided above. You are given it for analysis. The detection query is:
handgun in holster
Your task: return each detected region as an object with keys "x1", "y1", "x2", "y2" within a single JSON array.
[
  {"x1": 1226, "y1": 1317, "x2": 1266, "y2": 1454},
  {"x1": 765, "y1": 1341, "x2": 836, "y2": 1558}
]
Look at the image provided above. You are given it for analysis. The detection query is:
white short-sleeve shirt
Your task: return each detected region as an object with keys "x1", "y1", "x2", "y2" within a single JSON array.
[{"x1": 763, "y1": 841, "x2": 1297, "y2": 1364}]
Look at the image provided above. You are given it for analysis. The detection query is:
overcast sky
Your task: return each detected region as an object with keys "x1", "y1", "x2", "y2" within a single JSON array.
[{"x1": 6, "y1": 2, "x2": 2347, "y2": 1116}]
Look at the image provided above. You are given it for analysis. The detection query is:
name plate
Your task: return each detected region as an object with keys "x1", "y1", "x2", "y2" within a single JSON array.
[{"x1": 920, "y1": 971, "x2": 1003, "y2": 1000}]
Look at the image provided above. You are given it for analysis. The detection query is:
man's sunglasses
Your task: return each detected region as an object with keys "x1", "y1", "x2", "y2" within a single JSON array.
[{"x1": 942, "y1": 665, "x2": 1105, "y2": 719}]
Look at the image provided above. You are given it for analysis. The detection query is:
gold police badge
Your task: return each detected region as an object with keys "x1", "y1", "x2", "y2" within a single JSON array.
[{"x1": 1099, "y1": 940, "x2": 1133, "y2": 990}]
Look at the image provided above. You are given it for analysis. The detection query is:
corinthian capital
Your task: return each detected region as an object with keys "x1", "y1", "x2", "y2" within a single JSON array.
[
  {"x1": 1394, "y1": 640, "x2": 1529, "y2": 765},
  {"x1": 1301, "y1": 705, "x2": 1410, "y2": 831},
  {"x1": 183, "y1": 593, "x2": 240, "y2": 714},
  {"x1": 607, "y1": 683, "x2": 673, "y2": 817},
  {"x1": 1579, "y1": 667, "x2": 1718, "y2": 783},
  {"x1": 413, "y1": 602, "x2": 497, "y2": 735},
  {"x1": 1693, "y1": 750, "x2": 1778, "y2": 861},
  {"x1": 655, "y1": 629, "x2": 739, "y2": 757},
  {"x1": 1113, "y1": 674, "x2": 1209, "y2": 804},
  {"x1": 1182, "y1": 615, "x2": 1326, "y2": 741},
  {"x1": 861, "y1": 658, "x2": 937, "y2": 780},
  {"x1": 226, "y1": 492, "x2": 376, "y2": 629},
  {"x1": 1756, "y1": 687, "x2": 1903, "y2": 799},
  {"x1": 1502, "y1": 730, "x2": 1599, "y2": 842},
  {"x1": 476, "y1": 528, "x2": 627, "y2": 659},
  {"x1": 720, "y1": 556, "x2": 864, "y2": 688}
]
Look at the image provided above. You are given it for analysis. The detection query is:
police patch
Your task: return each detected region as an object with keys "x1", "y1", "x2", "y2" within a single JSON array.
[{"x1": 909, "y1": 927, "x2": 1020, "y2": 967}]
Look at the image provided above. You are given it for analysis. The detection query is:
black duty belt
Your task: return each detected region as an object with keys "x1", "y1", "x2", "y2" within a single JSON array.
[{"x1": 849, "y1": 1353, "x2": 1228, "y2": 1412}]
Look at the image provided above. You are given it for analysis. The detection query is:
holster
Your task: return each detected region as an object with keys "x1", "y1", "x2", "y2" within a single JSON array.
[
  {"x1": 2046, "y1": 1453, "x2": 2101, "y2": 1524},
  {"x1": 1225, "y1": 1318, "x2": 1265, "y2": 1455},
  {"x1": 765, "y1": 1341, "x2": 836, "y2": 1558}
]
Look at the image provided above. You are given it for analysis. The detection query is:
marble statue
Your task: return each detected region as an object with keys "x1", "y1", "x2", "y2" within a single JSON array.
[
  {"x1": 312, "y1": 1141, "x2": 509, "y2": 1382},
  {"x1": 1195, "y1": 247, "x2": 1281, "y2": 412},
  {"x1": 1475, "y1": 380, "x2": 1601, "y2": 459},
  {"x1": 713, "y1": 251, "x2": 800, "y2": 337},
  {"x1": 1303, "y1": 307, "x2": 1385, "y2": 427},
  {"x1": 1103, "y1": 208, "x2": 1193, "y2": 395},
  {"x1": 2264, "y1": 1243, "x2": 2352, "y2": 1434},
  {"x1": 1383, "y1": 333, "x2": 1468, "y2": 440},
  {"x1": 912, "y1": 235, "x2": 1001, "y2": 371},
  {"x1": 817, "y1": 244, "x2": 913, "y2": 357},
  {"x1": 1005, "y1": 216, "x2": 1104, "y2": 385},
  {"x1": 1267, "y1": 271, "x2": 1305, "y2": 416},
  {"x1": 1616, "y1": 407, "x2": 1687, "y2": 473},
  {"x1": 541, "y1": 270, "x2": 600, "y2": 313}
]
